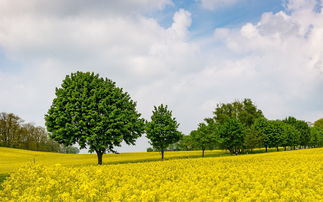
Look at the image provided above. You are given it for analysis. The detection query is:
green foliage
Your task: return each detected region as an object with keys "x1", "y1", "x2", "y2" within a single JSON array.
[
  {"x1": 62, "y1": 145, "x2": 80, "y2": 154},
  {"x1": 213, "y1": 98, "x2": 263, "y2": 127},
  {"x1": 283, "y1": 117, "x2": 310, "y2": 147},
  {"x1": 310, "y1": 127, "x2": 323, "y2": 147},
  {"x1": 218, "y1": 118, "x2": 245, "y2": 154},
  {"x1": 244, "y1": 127, "x2": 263, "y2": 150},
  {"x1": 0, "y1": 174, "x2": 9, "y2": 190},
  {"x1": 45, "y1": 72, "x2": 145, "y2": 164},
  {"x1": 314, "y1": 118, "x2": 323, "y2": 130},
  {"x1": 146, "y1": 147, "x2": 154, "y2": 152},
  {"x1": 190, "y1": 121, "x2": 218, "y2": 157},
  {"x1": 253, "y1": 118, "x2": 271, "y2": 150},
  {"x1": 268, "y1": 120, "x2": 285, "y2": 150},
  {"x1": 281, "y1": 123, "x2": 300, "y2": 149},
  {"x1": 253, "y1": 119, "x2": 286, "y2": 151},
  {"x1": 145, "y1": 104, "x2": 182, "y2": 159},
  {"x1": 170, "y1": 135, "x2": 197, "y2": 151}
]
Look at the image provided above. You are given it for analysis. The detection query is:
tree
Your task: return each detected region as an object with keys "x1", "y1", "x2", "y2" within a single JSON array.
[
  {"x1": 309, "y1": 127, "x2": 323, "y2": 148},
  {"x1": 244, "y1": 127, "x2": 263, "y2": 152},
  {"x1": 314, "y1": 118, "x2": 323, "y2": 130},
  {"x1": 146, "y1": 147, "x2": 154, "y2": 152},
  {"x1": 282, "y1": 123, "x2": 300, "y2": 150},
  {"x1": 190, "y1": 122, "x2": 218, "y2": 157},
  {"x1": 283, "y1": 117, "x2": 310, "y2": 148},
  {"x1": 218, "y1": 118, "x2": 245, "y2": 154},
  {"x1": 213, "y1": 98, "x2": 263, "y2": 127},
  {"x1": 45, "y1": 72, "x2": 145, "y2": 165},
  {"x1": 268, "y1": 120, "x2": 285, "y2": 151},
  {"x1": 173, "y1": 135, "x2": 195, "y2": 151},
  {"x1": 62, "y1": 145, "x2": 80, "y2": 154},
  {"x1": 253, "y1": 118, "x2": 271, "y2": 152},
  {"x1": 146, "y1": 104, "x2": 182, "y2": 160},
  {"x1": 0, "y1": 112, "x2": 23, "y2": 147}
]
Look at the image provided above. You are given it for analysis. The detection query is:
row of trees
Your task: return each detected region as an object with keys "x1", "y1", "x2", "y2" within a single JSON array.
[
  {"x1": 44, "y1": 72, "x2": 323, "y2": 164},
  {"x1": 0, "y1": 112, "x2": 79, "y2": 153},
  {"x1": 170, "y1": 99, "x2": 323, "y2": 156}
]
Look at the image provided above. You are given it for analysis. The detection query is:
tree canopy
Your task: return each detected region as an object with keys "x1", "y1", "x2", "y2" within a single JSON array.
[
  {"x1": 213, "y1": 98, "x2": 264, "y2": 127},
  {"x1": 45, "y1": 72, "x2": 145, "y2": 164}
]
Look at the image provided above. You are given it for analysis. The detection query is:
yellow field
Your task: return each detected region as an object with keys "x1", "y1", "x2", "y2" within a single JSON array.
[
  {"x1": 1, "y1": 148, "x2": 322, "y2": 201},
  {"x1": 0, "y1": 147, "x2": 227, "y2": 174}
]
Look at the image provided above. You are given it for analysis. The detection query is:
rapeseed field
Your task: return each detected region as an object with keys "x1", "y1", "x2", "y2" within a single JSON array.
[
  {"x1": 1, "y1": 148, "x2": 322, "y2": 201},
  {"x1": 0, "y1": 147, "x2": 227, "y2": 174}
]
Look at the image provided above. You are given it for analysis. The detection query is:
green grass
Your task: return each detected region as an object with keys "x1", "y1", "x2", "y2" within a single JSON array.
[{"x1": 0, "y1": 174, "x2": 9, "y2": 190}]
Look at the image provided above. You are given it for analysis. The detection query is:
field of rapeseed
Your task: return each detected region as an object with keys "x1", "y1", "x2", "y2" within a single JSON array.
[
  {"x1": 1, "y1": 148, "x2": 322, "y2": 201},
  {"x1": 0, "y1": 147, "x2": 228, "y2": 174}
]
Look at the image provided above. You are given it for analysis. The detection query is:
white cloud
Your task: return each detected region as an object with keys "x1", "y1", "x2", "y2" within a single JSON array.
[{"x1": 0, "y1": 0, "x2": 323, "y2": 153}]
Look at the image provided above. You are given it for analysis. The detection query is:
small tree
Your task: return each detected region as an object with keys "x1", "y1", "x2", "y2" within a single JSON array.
[
  {"x1": 190, "y1": 122, "x2": 218, "y2": 157},
  {"x1": 146, "y1": 104, "x2": 182, "y2": 160},
  {"x1": 45, "y1": 72, "x2": 145, "y2": 165}
]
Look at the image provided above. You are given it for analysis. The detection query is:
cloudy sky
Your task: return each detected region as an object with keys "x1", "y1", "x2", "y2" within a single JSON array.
[{"x1": 0, "y1": 0, "x2": 322, "y2": 152}]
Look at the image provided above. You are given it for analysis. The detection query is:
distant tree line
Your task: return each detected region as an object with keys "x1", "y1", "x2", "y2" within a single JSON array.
[
  {"x1": 149, "y1": 99, "x2": 323, "y2": 156},
  {"x1": 0, "y1": 112, "x2": 79, "y2": 153}
]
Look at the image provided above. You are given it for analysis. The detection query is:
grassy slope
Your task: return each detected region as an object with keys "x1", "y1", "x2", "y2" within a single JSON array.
[{"x1": 0, "y1": 147, "x2": 229, "y2": 174}]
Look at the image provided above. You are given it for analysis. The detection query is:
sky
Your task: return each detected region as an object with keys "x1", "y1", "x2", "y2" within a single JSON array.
[{"x1": 0, "y1": 0, "x2": 323, "y2": 153}]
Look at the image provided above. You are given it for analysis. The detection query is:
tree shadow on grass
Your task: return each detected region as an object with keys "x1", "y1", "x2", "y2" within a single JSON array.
[{"x1": 0, "y1": 174, "x2": 9, "y2": 190}]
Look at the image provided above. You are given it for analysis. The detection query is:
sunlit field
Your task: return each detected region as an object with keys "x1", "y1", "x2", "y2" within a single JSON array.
[
  {"x1": 0, "y1": 148, "x2": 322, "y2": 201},
  {"x1": 0, "y1": 147, "x2": 228, "y2": 174}
]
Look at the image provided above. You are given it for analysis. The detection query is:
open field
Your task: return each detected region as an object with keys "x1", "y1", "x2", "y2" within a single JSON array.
[
  {"x1": 0, "y1": 147, "x2": 229, "y2": 174},
  {"x1": 0, "y1": 148, "x2": 322, "y2": 201}
]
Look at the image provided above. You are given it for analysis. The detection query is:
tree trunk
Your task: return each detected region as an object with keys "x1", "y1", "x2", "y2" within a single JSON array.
[
  {"x1": 161, "y1": 149, "x2": 164, "y2": 160},
  {"x1": 202, "y1": 149, "x2": 205, "y2": 157},
  {"x1": 293, "y1": 145, "x2": 296, "y2": 150},
  {"x1": 276, "y1": 146, "x2": 279, "y2": 151},
  {"x1": 265, "y1": 146, "x2": 268, "y2": 152},
  {"x1": 284, "y1": 146, "x2": 286, "y2": 151},
  {"x1": 97, "y1": 151, "x2": 103, "y2": 165}
]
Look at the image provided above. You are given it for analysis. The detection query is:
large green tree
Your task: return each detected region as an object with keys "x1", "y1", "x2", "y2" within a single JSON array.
[
  {"x1": 146, "y1": 104, "x2": 182, "y2": 160},
  {"x1": 45, "y1": 72, "x2": 145, "y2": 164}
]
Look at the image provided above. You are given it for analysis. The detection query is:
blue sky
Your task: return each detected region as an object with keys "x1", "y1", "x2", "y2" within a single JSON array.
[
  {"x1": 0, "y1": 0, "x2": 322, "y2": 152},
  {"x1": 151, "y1": 0, "x2": 284, "y2": 36}
]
